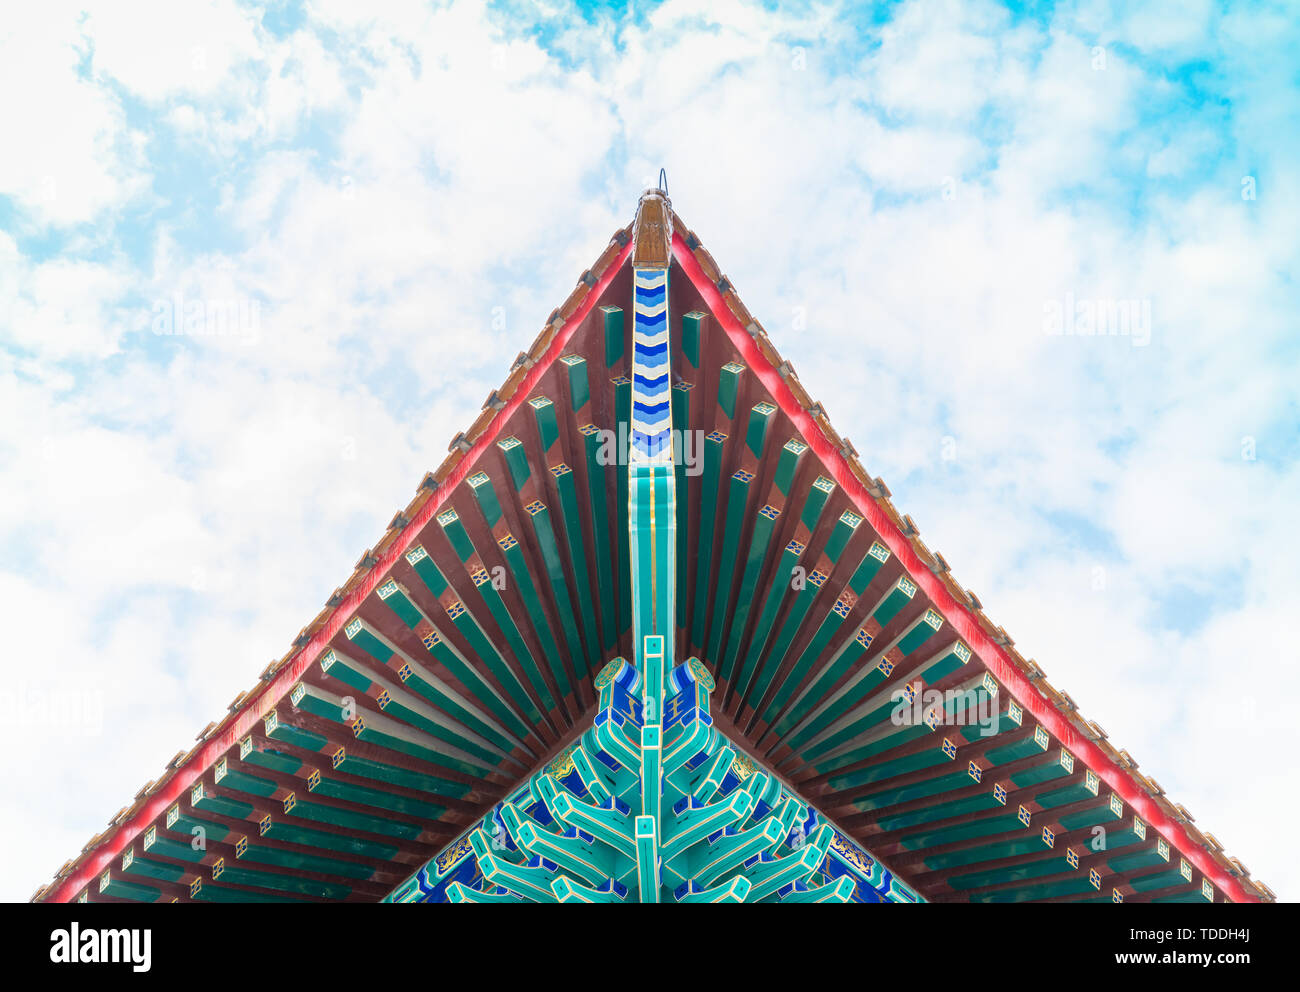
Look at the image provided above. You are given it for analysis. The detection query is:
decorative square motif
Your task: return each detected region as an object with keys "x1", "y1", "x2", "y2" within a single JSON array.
[
  {"x1": 377, "y1": 578, "x2": 399, "y2": 599},
  {"x1": 550, "y1": 463, "x2": 571, "y2": 477},
  {"x1": 524, "y1": 500, "x2": 546, "y2": 516},
  {"x1": 405, "y1": 545, "x2": 428, "y2": 565}
]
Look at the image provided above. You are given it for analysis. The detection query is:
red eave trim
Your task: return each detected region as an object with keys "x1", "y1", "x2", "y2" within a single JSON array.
[
  {"x1": 672, "y1": 233, "x2": 1257, "y2": 904},
  {"x1": 44, "y1": 239, "x2": 634, "y2": 904}
]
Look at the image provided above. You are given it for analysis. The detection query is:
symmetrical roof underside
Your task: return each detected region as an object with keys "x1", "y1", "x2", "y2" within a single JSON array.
[{"x1": 35, "y1": 204, "x2": 1268, "y2": 905}]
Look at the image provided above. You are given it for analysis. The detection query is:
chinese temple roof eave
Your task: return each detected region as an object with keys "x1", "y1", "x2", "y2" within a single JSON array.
[
  {"x1": 666, "y1": 218, "x2": 1264, "y2": 905},
  {"x1": 35, "y1": 228, "x2": 636, "y2": 905},
  {"x1": 34, "y1": 196, "x2": 1272, "y2": 905}
]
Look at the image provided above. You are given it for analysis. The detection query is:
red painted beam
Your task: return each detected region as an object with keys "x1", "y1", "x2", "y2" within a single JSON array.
[
  {"x1": 43, "y1": 239, "x2": 634, "y2": 903},
  {"x1": 672, "y1": 232, "x2": 1257, "y2": 904}
]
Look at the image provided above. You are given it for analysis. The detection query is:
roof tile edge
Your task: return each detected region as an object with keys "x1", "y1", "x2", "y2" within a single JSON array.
[{"x1": 35, "y1": 222, "x2": 635, "y2": 903}]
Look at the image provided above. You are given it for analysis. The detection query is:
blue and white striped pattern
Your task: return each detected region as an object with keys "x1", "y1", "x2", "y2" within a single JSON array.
[{"x1": 631, "y1": 267, "x2": 672, "y2": 464}]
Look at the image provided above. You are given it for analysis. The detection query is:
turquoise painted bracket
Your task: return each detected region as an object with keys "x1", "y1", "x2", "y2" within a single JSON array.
[{"x1": 384, "y1": 655, "x2": 922, "y2": 904}]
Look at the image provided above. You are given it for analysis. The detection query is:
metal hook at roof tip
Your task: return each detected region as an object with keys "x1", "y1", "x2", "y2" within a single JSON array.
[{"x1": 658, "y1": 168, "x2": 668, "y2": 195}]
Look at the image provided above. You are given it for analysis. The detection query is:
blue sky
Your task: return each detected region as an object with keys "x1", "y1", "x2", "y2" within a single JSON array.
[{"x1": 1, "y1": 0, "x2": 1296, "y2": 902}]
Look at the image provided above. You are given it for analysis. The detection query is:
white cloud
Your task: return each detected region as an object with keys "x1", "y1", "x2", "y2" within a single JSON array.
[
  {"x1": 0, "y1": 5, "x2": 145, "y2": 227},
  {"x1": 0, "y1": 234, "x2": 136, "y2": 360},
  {"x1": 83, "y1": 0, "x2": 261, "y2": 102}
]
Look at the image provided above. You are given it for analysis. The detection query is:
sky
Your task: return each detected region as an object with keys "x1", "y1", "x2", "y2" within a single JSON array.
[{"x1": 0, "y1": 0, "x2": 1296, "y2": 902}]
